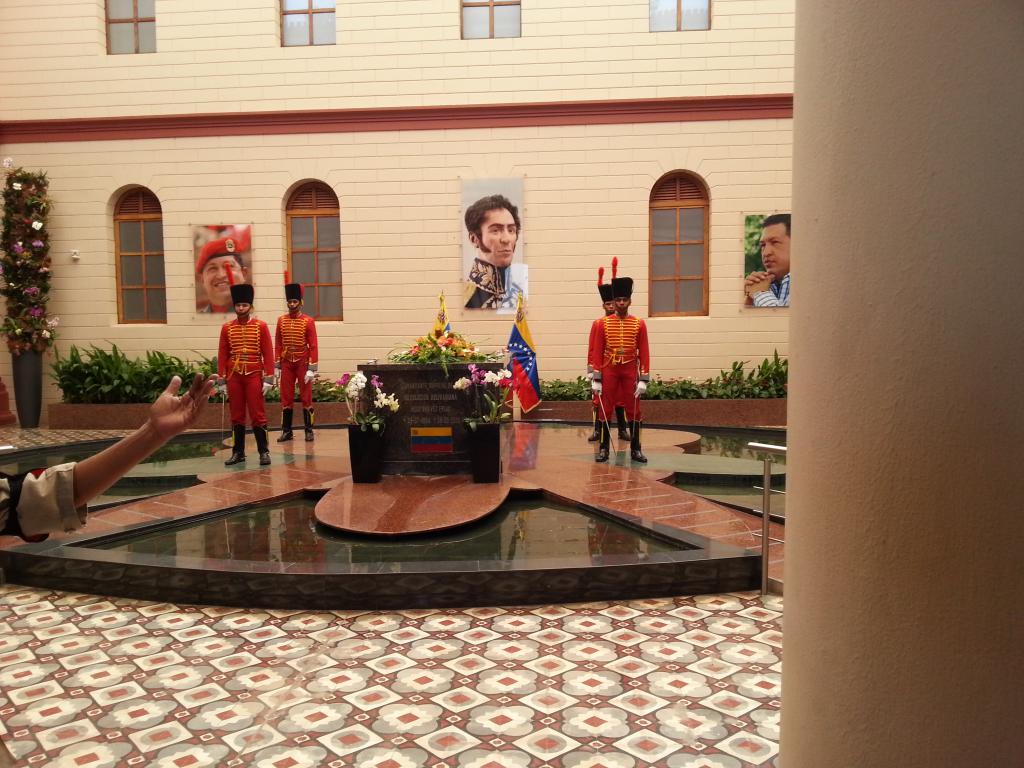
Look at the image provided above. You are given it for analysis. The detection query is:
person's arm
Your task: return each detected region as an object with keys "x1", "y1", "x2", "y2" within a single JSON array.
[
  {"x1": 589, "y1": 318, "x2": 606, "y2": 380},
  {"x1": 586, "y1": 320, "x2": 600, "y2": 378},
  {"x1": 307, "y1": 315, "x2": 318, "y2": 367},
  {"x1": 260, "y1": 321, "x2": 275, "y2": 378},
  {"x1": 73, "y1": 374, "x2": 216, "y2": 507},
  {"x1": 217, "y1": 325, "x2": 230, "y2": 378},
  {"x1": 637, "y1": 320, "x2": 651, "y2": 382},
  {"x1": 274, "y1": 318, "x2": 283, "y2": 366}
]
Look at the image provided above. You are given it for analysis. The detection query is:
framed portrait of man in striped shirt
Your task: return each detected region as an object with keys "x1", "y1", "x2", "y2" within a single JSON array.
[{"x1": 743, "y1": 213, "x2": 791, "y2": 308}]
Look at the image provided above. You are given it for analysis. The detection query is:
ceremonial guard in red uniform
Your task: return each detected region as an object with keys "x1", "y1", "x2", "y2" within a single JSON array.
[
  {"x1": 588, "y1": 269, "x2": 650, "y2": 463},
  {"x1": 218, "y1": 282, "x2": 275, "y2": 466},
  {"x1": 274, "y1": 281, "x2": 319, "y2": 442},
  {"x1": 587, "y1": 262, "x2": 631, "y2": 443}
]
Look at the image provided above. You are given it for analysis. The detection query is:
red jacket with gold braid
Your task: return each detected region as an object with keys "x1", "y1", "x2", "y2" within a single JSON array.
[
  {"x1": 588, "y1": 314, "x2": 651, "y2": 381},
  {"x1": 218, "y1": 318, "x2": 275, "y2": 378},
  {"x1": 274, "y1": 313, "x2": 318, "y2": 365}
]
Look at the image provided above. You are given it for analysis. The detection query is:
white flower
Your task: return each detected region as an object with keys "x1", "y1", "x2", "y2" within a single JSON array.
[
  {"x1": 30, "y1": 221, "x2": 42, "y2": 231},
  {"x1": 499, "y1": 369, "x2": 512, "y2": 380},
  {"x1": 483, "y1": 371, "x2": 501, "y2": 385},
  {"x1": 41, "y1": 330, "x2": 51, "y2": 339},
  {"x1": 344, "y1": 372, "x2": 367, "y2": 399},
  {"x1": 453, "y1": 377, "x2": 471, "y2": 391},
  {"x1": 385, "y1": 395, "x2": 400, "y2": 412},
  {"x1": 12, "y1": 182, "x2": 22, "y2": 191},
  {"x1": 48, "y1": 317, "x2": 59, "y2": 328},
  {"x1": 2, "y1": 158, "x2": 12, "y2": 169}
]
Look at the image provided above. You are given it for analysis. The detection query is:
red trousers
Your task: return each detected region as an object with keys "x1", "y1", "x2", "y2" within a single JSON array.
[
  {"x1": 227, "y1": 372, "x2": 267, "y2": 426},
  {"x1": 280, "y1": 358, "x2": 312, "y2": 409},
  {"x1": 600, "y1": 363, "x2": 641, "y2": 421}
]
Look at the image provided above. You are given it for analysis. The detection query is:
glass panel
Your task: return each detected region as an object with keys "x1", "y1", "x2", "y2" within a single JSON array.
[
  {"x1": 143, "y1": 220, "x2": 163, "y2": 252},
  {"x1": 682, "y1": 0, "x2": 710, "y2": 30},
  {"x1": 108, "y1": 22, "x2": 135, "y2": 54},
  {"x1": 462, "y1": 6, "x2": 489, "y2": 39},
  {"x1": 679, "y1": 244, "x2": 703, "y2": 276},
  {"x1": 292, "y1": 253, "x2": 315, "y2": 284},
  {"x1": 316, "y1": 216, "x2": 340, "y2": 248},
  {"x1": 282, "y1": 15, "x2": 310, "y2": 46},
  {"x1": 147, "y1": 289, "x2": 167, "y2": 322},
  {"x1": 651, "y1": 281, "x2": 675, "y2": 313},
  {"x1": 107, "y1": 0, "x2": 134, "y2": 20},
  {"x1": 651, "y1": 245, "x2": 676, "y2": 278},
  {"x1": 291, "y1": 217, "x2": 314, "y2": 250},
  {"x1": 145, "y1": 255, "x2": 165, "y2": 285},
  {"x1": 679, "y1": 207, "x2": 704, "y2": 242},
  {"x1": 493, "y1": 5, "x2": 521, "y2": 38},
  {"x1": 312, "y1": 0, "x2": 335, "y2": 9},
  {"x1": 283, "y1": 0, "x2": 310, "y2": 10},
  {"x1": 312, "y1": 11, "x2": 335, "y2": 44},
  {"x1": 651, "y1": 209, "x2": 676, "y2": 242},
  {"x1": 137, "y1": 0, "x2": 155, "y2": 17},
  {"x1": 121, "y1": 255, "x2": 143, "y2": 285},
  {"x1": 119, "y1": 221, "x2": 142, "y2": 253},
  {"x1": 679, "y1": 280, "x2": 704, "y2": 312},
  {"x1": 138, "y1": 21, "x2": 156, "y2": 53},
  {"x1": 317, "y1": 252, "x2": 341, "y2": 283},
  {"x1": 650, "y1": 0, "x2": 676, "y2": 31},
  {"x1": 122, "y1": 289, "x2": 145, "y2": 321},
  {"x1": 318, "y1": 285, "x2": 342, "y2": 317}
]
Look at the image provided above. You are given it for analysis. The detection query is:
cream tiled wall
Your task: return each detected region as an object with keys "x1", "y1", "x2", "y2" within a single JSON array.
[
  {"x1": 0, "y1": 119, "x2": 791, "y2": 417},
  {"x1": 0, "y1": 1, "x2": 792, "y2": 421},
  {"x1": 0, "y1": 0, "x2": 794, "y2": 119}
]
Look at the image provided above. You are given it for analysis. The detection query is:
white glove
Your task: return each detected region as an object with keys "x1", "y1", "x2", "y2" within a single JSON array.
[
  {"x1": 634, "y1": 381, "x2": 647, "y2": 398},
  {"x1": 591, "y1": 380, "x2": 602, "y2": 394},
  {"x1": 216, "y1": 381, "x2": 227, "y2": 397},
  {"x1": 262, "y1": 376, "x2": 274, "y2": 396},
  {"x1": 304, "y1": 370, "x2": 315, "y2": 384},
  {"x1": 585, "y1": 371, "x2": 595, "y2": 382}
]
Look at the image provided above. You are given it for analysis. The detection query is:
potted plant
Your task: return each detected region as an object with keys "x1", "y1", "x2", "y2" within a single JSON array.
[
  {"x1": 340, "y1": 371, "x2": 400, "y2": 483},
  {"x1": 453, "y1": 364, "x2": 512, "y2": 482},
  {"x1": 1, "y1": 159, "x2": 57, "y2": 427}
]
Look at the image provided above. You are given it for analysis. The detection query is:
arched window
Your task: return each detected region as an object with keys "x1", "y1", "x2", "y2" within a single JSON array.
[
  {"x1": 114, "y1": 188, "x2": 165, "y2": 323},
  {"x1": 286, "y1": 182, "x2": 342, "y2": 320},
  {"x1": 649, "y1": 172, "x2": 709, "y2": 316}
]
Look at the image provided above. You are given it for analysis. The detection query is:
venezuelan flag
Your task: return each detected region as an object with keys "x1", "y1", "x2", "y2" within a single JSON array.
[
  {"x1": 432, "y1": 292, "x2": 452, "y2": 337},
  {"x1": 410, "y1": 426, "x2": 454, "y2": 453},
  {"x1": 507, "y1": 296, "x2": 541, "y2": 413}
]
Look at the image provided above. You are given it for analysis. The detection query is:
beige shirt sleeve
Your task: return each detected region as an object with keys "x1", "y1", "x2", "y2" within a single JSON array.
[{"x1": 0, "y1": 463, "x2": 88, "y2": 538}]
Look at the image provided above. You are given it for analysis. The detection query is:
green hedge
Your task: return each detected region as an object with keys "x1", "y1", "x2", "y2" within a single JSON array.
[
  {"x1": 540, "y1": 352, "x2": 788, "y2": 401},
  {"x1": 53, "y1": 345, "x2": 787, "y2": 404},
  {"x1": 51, "y1": 345, "x2": 346, "y2": 404}
]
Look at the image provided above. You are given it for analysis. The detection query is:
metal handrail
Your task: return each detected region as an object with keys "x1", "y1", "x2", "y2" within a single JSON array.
[{"x1": 748, "y1": 442, "x2": 787, "y2": 595}]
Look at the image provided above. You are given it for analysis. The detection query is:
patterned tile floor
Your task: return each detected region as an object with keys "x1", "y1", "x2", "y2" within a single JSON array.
[{"x1": 0, "y1": 585, "x2": 782, "y2": 767}]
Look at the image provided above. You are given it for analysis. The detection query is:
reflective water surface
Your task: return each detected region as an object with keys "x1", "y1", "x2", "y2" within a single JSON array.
[{"x1": 92, "y1": 497, "x2": 690, "y2": 566}]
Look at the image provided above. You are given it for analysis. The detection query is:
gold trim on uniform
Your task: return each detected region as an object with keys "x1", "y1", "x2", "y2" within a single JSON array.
[
  {"x1": 601, "y1": 315, "x2": 643, "y2": 366},
  {"x1": 227, "y1": 323, "x2": 264, "y2": 376},
  {"x1": 279, "y1": 315, "x2": 311, "y2": 362},
  {"x1": 464, "y1": 258, "x2": 506, "y2": 309}
]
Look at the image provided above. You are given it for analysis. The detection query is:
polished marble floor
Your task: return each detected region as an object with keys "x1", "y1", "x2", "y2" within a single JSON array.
[{"x1": 0, "y1": 584, "x2": 782, "y2": 767}]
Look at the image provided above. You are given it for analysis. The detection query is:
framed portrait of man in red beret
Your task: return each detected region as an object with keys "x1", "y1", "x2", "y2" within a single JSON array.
[{"x1": 193, "y1": 224, "x2": 254, "y2": 313}]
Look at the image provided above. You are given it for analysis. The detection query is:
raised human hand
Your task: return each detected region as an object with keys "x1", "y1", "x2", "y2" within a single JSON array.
[{"x1": 147, "y1": 374, "x2": 216, "y2": 442}]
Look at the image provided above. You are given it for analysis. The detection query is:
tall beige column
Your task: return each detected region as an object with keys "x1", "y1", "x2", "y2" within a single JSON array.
[{"x1": 784, "y1": 2, "x2": 1023, "y2": 766}]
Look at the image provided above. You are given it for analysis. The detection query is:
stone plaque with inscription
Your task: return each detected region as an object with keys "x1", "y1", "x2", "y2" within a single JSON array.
[{"x1": 357, "y1": 362, "x2": 505, "y2": 475}]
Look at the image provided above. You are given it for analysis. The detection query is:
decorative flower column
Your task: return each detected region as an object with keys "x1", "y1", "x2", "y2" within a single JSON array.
[{"x1": 1, "y1": 158, "x2": 57, "y2": 427}]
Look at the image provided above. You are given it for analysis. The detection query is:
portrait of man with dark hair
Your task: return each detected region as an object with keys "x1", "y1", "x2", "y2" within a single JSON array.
[{"x1": 462, "y1": 180, "x2": 527, "y2": 311}]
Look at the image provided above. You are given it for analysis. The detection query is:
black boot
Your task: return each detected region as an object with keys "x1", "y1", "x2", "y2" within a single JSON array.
[
  {"x1": 224, "y1": 425, "x2": 246, "y2": 466},
  {"x1": 277, "y1": 408, "x2": 294, "y2": 442},
  {"x1": 587, "y1": 407, "x2": 600, "y2": 442},
  {"x1": 254, "y1": 425, "x2": 272, "y2": 466},
  {"x1": 630, "y1": 421, "x2": 647, "y2": 463},
  {"x1": 596, "y1": 422, "x2": 610, "y2": 463},
  {"x1": 303, "y1": 408, "x2": 315, "y2": 442},
  {"x1": 616, "y1": 406, "x2": 631, "y2": 441}
]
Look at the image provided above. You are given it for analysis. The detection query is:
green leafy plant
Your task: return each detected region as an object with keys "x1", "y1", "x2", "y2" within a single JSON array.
[
  {"x1": 1, "y1": 162, "x2": 57, "y2": 355},
  {"x1": 540, "y1": 376, "x2": 591, "y2": 401}
]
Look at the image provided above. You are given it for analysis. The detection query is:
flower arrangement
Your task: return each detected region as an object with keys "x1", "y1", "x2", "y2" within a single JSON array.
[
  {"x1": 389, "y1": 330, "x2": 502, "y2": 373},
  {"x1": 453, "y1": 364, "x2": 513, "y2": 431},
  {"x1": 338, "y1": 371, "x2": 400, "y2": 433},
  {"x1": 1, "y1": 159, "x2": 57, "y2": 355}
]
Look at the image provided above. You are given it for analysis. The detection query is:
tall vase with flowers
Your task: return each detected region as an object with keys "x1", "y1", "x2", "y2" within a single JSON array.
[
  {"x1": 453, "y1": 364, "x2": 512, "y2": 482},
  {"x1": 1, "y1": 158, "x2": 57, "y2": 427},
  {"x1": 338, "y1": 371, "x2": 401, "y2": 482}
]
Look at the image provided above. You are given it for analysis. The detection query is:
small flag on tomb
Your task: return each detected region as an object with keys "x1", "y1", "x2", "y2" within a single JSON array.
[
  {"x1": 433, "y1": 292, "x2": 452, "y2": 338},
  {"x1": 410, "y1": 426, "x2": 454, "y2": 453}
]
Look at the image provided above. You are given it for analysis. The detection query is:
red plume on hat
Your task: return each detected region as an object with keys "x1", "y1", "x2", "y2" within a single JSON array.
[
  {"x1": 597, "y1": 267, "x2": 605, "y2": 286},
  {"x1": 612, "y1": 257, "x2": 618, "y2": 280},
  {"x1": 597, "y1": 264, "x2": 614, "y2": 302}
]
